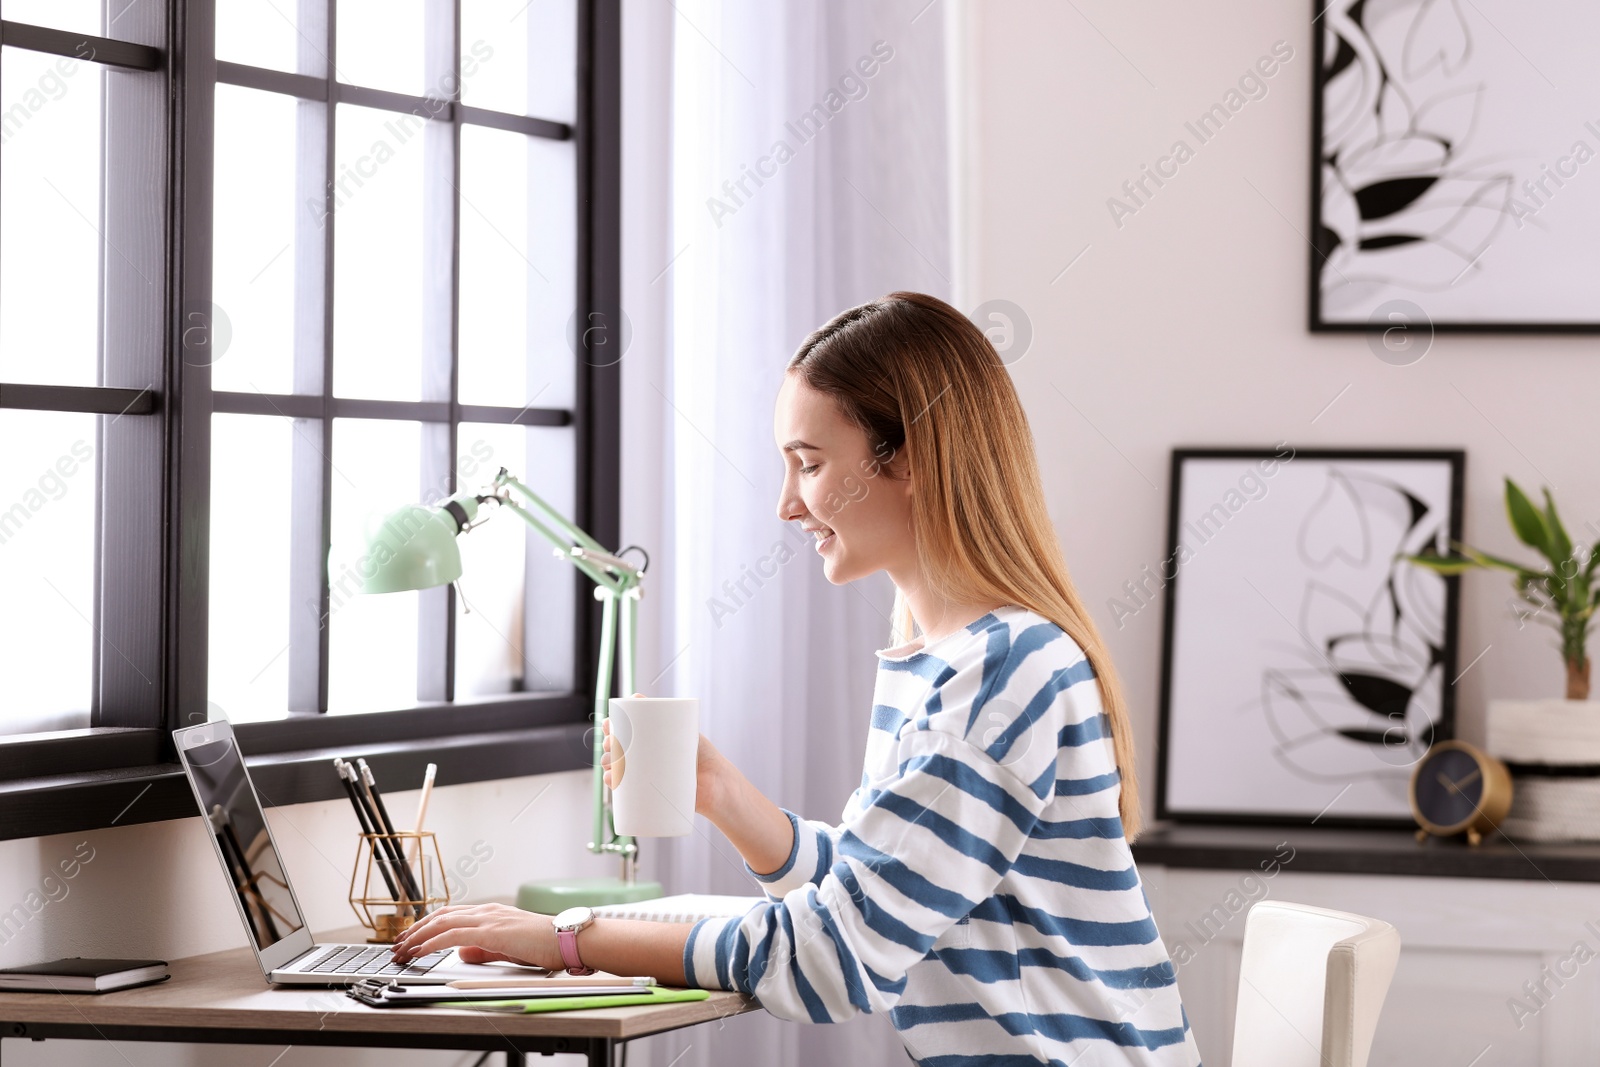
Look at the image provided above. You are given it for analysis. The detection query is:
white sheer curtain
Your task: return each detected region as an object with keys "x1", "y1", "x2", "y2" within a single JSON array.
[{"x1": 620, "y1": 2, "x2": 952, "y2": 1064}]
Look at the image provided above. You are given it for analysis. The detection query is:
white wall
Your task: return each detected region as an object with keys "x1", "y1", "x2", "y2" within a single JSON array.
[{"x1": 961, "y1": 0, "x2": 1599, "y2": 791}]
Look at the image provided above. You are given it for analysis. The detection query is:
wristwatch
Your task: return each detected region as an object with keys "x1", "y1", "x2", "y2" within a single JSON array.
[{"x1": 552, "y1": 906, "x2": 597, "y2": 976}]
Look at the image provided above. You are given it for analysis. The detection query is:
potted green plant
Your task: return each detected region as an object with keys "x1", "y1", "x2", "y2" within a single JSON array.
[{"x1": 1402, "y1": 477, "x2": 1600, "y2": 841}]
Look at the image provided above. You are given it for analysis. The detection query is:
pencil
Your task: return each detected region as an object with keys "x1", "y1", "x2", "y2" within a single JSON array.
[
  {"x1": 405, "y1": 763, "x2": 437, "y2": 867},
  {"x1": 335, "y1": 759, "x2": 404, "y2": 909}
]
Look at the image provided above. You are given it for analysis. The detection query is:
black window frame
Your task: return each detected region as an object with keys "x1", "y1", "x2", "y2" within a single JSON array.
[{"x1": 0, "y1": 0, "x2": 621, "y2": 841}]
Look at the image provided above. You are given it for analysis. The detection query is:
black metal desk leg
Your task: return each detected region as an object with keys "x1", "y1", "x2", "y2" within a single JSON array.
[
  {"x1": 503, "y1": 1052, "x2": 525, "y2": 1067},
  {"x1": 586, "y1": 1037, "x2": 615, "y2": 1067}
]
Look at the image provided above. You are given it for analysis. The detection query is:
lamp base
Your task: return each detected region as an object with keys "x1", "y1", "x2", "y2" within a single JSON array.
[{"x1": 515, "y1": 877, "x2": 664, "y2": 914}]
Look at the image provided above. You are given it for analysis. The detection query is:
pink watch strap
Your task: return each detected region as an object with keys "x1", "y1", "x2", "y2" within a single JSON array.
[{"x1": 557, "y1": 927, "x2": 595, "y2": 975}]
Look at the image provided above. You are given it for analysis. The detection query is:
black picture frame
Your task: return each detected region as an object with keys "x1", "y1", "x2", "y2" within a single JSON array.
[
  {"x1": 1312, "y1": 0, "x2": 1600, "y2": 331},
  {"x1": 1154, "y1": 447, "x2": 1465, "y2": 828}
]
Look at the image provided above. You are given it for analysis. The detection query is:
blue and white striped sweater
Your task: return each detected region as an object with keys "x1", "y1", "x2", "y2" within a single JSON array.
[{"x1": 683, "y1": 605, "x2": 1202, "y2": 1066}]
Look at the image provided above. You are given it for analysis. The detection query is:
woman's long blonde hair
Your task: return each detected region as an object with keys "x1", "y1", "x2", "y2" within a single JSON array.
[{"x1": 788, "y1": 291, "x2": 1143, "y2": 839}]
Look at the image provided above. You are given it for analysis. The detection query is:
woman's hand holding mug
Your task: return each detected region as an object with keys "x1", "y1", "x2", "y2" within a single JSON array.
[{"x1": 602, "y1": 693, "x2": 728, "y2": 820}]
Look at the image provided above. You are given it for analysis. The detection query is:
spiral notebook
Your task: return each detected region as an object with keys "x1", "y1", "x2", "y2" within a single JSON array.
[{"x1": 593, "y1": 894, "x2": 763, "y2": 923}]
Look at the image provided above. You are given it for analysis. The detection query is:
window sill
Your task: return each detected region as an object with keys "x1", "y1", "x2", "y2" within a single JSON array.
[{"x1": 0, "y1": 719, "x2": 591, "y2": 843}]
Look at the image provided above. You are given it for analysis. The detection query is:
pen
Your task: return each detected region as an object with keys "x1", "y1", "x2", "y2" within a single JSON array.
[
  {"x1": 359, "y1": 759, "x2": 426, "y2": 915},
  {"x1": 335, "y1": 759, "x2": 406, "y2": 914}
]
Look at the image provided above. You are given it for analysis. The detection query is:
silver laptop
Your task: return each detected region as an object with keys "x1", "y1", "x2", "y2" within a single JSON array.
[{"x1": 174, "y1": 720, "x2": 540, "y2": 986}]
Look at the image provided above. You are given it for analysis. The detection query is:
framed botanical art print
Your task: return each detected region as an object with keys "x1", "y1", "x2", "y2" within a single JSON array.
[
  {"x1": 1155, "y1": 448, "x2": 1464, "y2": 826},
  {"x1": 1311, "y1": 0, "x2": 1600, "y2": 331}
]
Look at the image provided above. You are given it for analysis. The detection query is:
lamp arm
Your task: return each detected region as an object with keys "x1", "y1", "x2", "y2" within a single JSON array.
[
  {"x1": 619, "y1": 581, "x2": 638, "y2": 696},
  {"x1": 492, "y1": 496, "x2": 620, "y2": 591},
  {"x1": 499, "y1": 474, "x2": 612, "y2": 558},
  {"x1": 474, "y1": 471, "x2": 643, "y2": 869},
  {"x1": 590, "y1": 582, "x2": 642, "y2": 872},
  {"x1": 593, "y1": 588, "x2": 620, "y2": 858}
]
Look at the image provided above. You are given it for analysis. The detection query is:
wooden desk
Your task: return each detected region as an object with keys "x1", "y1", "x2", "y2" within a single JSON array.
[{"x1": 0, "y1": 930, "x2": 759, "y2": 1066}]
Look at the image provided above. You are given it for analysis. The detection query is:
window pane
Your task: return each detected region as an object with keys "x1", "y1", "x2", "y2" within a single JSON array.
[
  {"x1": 458, "y1": 125, "x2": 525, "y2": 406},
  {"x1": 522, "y1": 424, "x2": 575, "y2": 693},
  {"x1": 459, "y1": 129, "x2": 575, "y2": 410},
  {"x1": 332, "y1": 103, "x2": 435, "y2": 401},
  {"x1": 526, "y1": 0, "x2": 575, "y2": 123},
  {"x1": 209, "y1": 414, "x2": 295, "y2": 722},
  {"x1": 0, "y1": 46, "x2": 102, "y2": 387},
  {"x1": 528, "y1": 137, "x2": 577, "y2": 410},
  {"x1": 335, "y1": 0, "x2": 425, "y2": 96},
  {"x1": 453, "y1": 423, "x2": 525, "y2": 697},
  {"x1": 328, "y1": 418, "x2": 421, "y2": 713},
  {"x1": 460, "y1": 0, "x2": 574, "y2": 122},
  {"x1": 218, "y1": 0, "x2": 324, "y2": 77},
  {"x1": 213, "y1": 85, "x2": 303, "y2": 395},
  {"x1": 0, "y1": 411, "x2": 95, "y2": 734},
  {"x1": 1, "y1": 0, "x2": 102, "y2": 37}
]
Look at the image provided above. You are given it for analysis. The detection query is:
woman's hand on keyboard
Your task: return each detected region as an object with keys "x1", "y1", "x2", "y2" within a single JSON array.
[{"x1": 388, "y1": 903, "x2": 558, "y2": 971}]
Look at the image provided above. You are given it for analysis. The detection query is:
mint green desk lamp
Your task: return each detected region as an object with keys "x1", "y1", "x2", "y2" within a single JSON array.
[{"x1": 338, "y1": 466, "x2": 663, "y2": 912}]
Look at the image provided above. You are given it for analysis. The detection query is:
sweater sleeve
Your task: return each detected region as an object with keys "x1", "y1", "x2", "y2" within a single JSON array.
[
  {"x1": 743, "y1": 808, "x2": 843, "y2": 900},
  {"x1": 683, "y1": 726, "x2": 1053, "y2": 1021}
]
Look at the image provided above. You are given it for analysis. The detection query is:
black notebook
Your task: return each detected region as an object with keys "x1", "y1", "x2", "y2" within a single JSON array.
[{"x1": 0, "y1": 958, "x2": 170, "y2": 993}]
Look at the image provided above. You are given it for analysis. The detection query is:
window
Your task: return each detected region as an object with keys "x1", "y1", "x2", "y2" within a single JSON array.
[{"x1": 0, "y1": 1, "x2": 620, "y2": 840}]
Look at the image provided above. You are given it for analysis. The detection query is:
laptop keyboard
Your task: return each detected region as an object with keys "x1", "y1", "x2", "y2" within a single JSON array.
[{"x1": 298, "y1": 945, "x2": 452, "y2": 978}]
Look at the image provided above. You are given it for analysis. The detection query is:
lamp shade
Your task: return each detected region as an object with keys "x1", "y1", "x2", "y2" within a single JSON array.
[{"x1": 332, "y1": 497, "x2": 478, "y2": 594}]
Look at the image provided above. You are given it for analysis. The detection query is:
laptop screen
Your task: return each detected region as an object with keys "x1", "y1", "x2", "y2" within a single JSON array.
[{"x1": 183, "y1": 734, "x2": 307, "y2": 951}]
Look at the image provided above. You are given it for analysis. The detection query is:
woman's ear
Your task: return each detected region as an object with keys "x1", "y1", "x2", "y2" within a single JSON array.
[{"x1": 886, "y1": 441, "x2": 912, "y2": 489}]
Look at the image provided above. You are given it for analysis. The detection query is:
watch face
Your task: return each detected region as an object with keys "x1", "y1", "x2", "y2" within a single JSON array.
[
  {"x1": 553, "y1": 905, "x2": 594, "y2": 930},
  {"x1": 1414, "y1": 747, "x2": 1485, "y2": 831}
]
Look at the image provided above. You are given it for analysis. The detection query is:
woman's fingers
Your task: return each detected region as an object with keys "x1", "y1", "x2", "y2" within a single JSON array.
[
  {"x1": 394, "y1": 903, "x2": 469, "y2": 945},
  {"x1": 603, "y1": 711, "x2": 627, "y2": 789},
  {"x1": 604, "y1": 743, "x2": 624, "y2": 789},
  {"x1": 390, "y1": 903, "x2": 484, "y2": 957},
  {"x1": 390, "y1": 903, "x2": 537, "y2": 962},
  {"x1": 392, "y1": 924, "x2": 492, "y2": 962}
]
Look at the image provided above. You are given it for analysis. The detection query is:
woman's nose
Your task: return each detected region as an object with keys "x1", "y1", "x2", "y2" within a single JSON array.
[{"x1": 776, "y1": 475, "x2": 804, "y2": 523}]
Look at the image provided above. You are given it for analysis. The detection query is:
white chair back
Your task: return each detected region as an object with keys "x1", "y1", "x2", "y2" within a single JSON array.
[{"x1": 1230, "y1": 900, "x2": 1400, "y2": 1067}]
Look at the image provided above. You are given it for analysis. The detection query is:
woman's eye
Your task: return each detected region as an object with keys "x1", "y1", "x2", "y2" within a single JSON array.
[{"x1": 799, "y1": 464, "x2": 818, "y2": 475}]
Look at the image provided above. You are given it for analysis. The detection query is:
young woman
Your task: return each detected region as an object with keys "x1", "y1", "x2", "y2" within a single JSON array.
[{"x1": 392, "y1": 292, "x2": 1201, "y2": 1066}]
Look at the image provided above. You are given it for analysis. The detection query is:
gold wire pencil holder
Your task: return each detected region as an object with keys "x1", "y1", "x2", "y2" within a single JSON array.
[{"x1": 348, "y1": 831, "x2": 450, "y2": 943}]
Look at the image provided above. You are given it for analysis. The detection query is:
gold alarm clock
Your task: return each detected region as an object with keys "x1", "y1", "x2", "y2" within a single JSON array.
[{"x1": 1409, "y1": 739, "x2": 1513, "y2": 846}]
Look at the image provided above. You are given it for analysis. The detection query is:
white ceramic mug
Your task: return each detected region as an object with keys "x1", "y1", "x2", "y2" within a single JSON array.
[{"x1": 608, "y1": 696, "x2": 698, "y2": 837}]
